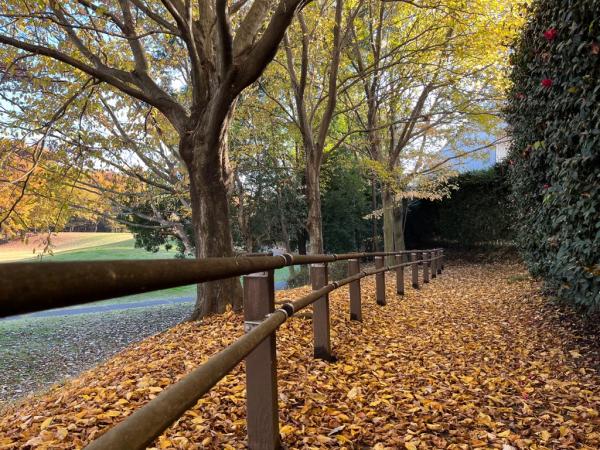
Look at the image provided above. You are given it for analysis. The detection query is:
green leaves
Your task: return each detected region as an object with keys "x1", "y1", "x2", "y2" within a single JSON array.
[{"x1": 505, "y1": 0, "x2": 600, "y2": 313}]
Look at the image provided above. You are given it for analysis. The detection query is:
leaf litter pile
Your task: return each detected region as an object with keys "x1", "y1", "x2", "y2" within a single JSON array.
[{"x1": 1, "y1": 261, "x2": 598, "y2": 449}]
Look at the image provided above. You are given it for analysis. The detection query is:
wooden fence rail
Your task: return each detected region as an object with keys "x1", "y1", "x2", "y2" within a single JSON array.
[{"x1": 0, "y1": 248, "x2": 445, "y2": 449}]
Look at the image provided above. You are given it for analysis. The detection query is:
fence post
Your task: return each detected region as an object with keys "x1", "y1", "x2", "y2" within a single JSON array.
[
  {"x1": 310, "y1": 264, "x2": 333, "y2": 361},
  {"x1": 431, "y1": 250, "x2": 437, "y2": 279},
  {"x1": 438, "y1": 249, "x2": 444, "y2": 274},
  {"x1": 374, "y1": 256, "x2": 386, "y2": 305},
  {"x1": 243, "y1": 271, "x2": 280, "y2": 450},
  {"x1": 395, "y1": 254, "x2": 404, "y2": 295},
  {"x1": 411, "y1": 252, "x2": 419, "y2": 289},
  {"x1": 348, "y1": 259, "x2": 362, "y2": 321},
  {"x1": 423, "y1": 251, "x2": 430, "y2": 284}
]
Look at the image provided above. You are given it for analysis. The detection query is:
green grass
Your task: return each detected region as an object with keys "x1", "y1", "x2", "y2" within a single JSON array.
[
  {"x1": 0, "y1": 232, "x2": 133, "y2": 262},
  {"x1": 62, "y1": 266, "x2": 292, "y2": 309},
  {"x1": 38, "y1": 238, "x2": 178, "y2": 261},
  {"x1": 1, "y1": 233, "x2": 293, "y2": 311}
]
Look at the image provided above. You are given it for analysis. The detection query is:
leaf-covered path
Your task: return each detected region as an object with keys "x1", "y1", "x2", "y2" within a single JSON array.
[{"x1": 1, "y1": 261, "x2": 599, "y2": 449}]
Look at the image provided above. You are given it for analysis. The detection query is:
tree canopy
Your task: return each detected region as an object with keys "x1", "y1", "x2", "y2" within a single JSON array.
[{"x1": 0, "y1": 0, "x2": 524, "y2": 317}]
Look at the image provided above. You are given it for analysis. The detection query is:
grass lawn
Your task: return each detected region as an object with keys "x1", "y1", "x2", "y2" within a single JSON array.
[
  {"x1": 43, "y1": 238, "x2": 178, "y2": 261},
  {"x1": 0, "y1": 232, "x2": 133, "y2": 262},
  {"x1": 1, "y1": 233, "x2": 293, "y2": 312}
]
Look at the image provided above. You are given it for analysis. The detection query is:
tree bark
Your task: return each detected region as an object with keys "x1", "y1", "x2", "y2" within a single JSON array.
[
  {"x1": 306, "y1": 159, "x2": 324, "y2": 255},
  {"x1": 371, "y1": 176, "x2": 379, "y2": 252},
  {"x1": 297, "y1": 229, "x2": 308, "y2": 255},
  {"x1": 183, "y1": 128, "x2": 243, "y2": 320},
  {"x1": 382, "y1": 185, "x2": 395, "y2": 265},
  {"x1": 393, "y1": 200, "x2": 407, "y2": 252}
]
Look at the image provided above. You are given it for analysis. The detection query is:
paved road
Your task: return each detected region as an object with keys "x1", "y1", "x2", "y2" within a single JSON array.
[{"x1": 4, "y1": 280, "x2": 289, "y2": 320}]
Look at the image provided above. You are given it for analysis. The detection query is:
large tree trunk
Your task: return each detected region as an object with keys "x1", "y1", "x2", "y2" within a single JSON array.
[
  {"x1": 182, "y1": 129, "x2": 243, "y2": 320},
  {"x1": 382, "y1": 185, "x2": 395, "y2": 264},
  {"x1": 306, "y1": 161, "x2": 324, "y2": 254}
]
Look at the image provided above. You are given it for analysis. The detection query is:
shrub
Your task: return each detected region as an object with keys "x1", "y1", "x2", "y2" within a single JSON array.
[{"x1": 505, "y1": 0, "x2": 600, "y2": 312}]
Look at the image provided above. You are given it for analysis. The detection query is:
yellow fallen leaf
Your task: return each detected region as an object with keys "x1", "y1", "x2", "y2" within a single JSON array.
[
  {"x1": 405, "y1": 442, "x2": 418, "y2": 450},
  {"x1": 56, "y1": 427, "x2": 68, "y2": 440},
  {"x1": 40, "y1": 417, "x2": 53, "y2": 430},
  {"x1": 280, "y1": 425, "x2": 295, "y2": 436},
  {"x1": 336, "y1": 435, "x2": 351, "y2": 443},
  {"x1": 347, "y1": 386, "x2": 360, "y2": 399},
  {"x1": 559, "y1": 426, "x2": 571, "y2": 437},
  {"x1": 316, "y1": 435, "x2": 331, "y2": 443},
  {"x1": 536, "y1": 430, "x2": 550, "y2": 442}
]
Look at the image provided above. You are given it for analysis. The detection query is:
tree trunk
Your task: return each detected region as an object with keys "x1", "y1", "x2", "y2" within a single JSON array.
[
  {"x1": 371, "y1": 176, "x2": 379, "y2": 252},
  {"x1": 382, "y1": 185, "x2": 395, "y2": 265},
  {"x1": 297, "y1": 229, "x2": 307, "y2": 255},
  {"x1": 306, "y1": 161, "x2": 324, "y2": 254},
  {"x1": 182, "y1": 131, "x2": 243, "y2": 320},
  {"x1": 393, "y1": 200, "x2": 407, "y2": 252}
]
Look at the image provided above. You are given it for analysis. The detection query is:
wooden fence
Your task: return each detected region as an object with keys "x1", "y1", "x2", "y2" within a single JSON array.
[{"x1": 0, "y1": 248, "x2": 444, "y2": 449}]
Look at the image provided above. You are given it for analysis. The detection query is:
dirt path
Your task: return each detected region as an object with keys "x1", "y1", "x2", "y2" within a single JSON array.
[{"x1": 1, "y1": 261, "x2": 598, "y2": 449}]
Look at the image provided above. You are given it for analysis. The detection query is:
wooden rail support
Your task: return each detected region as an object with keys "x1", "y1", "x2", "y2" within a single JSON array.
[
  {"x1": 423, "y1": 251, "x2": 430, "y2": 283},
  {"x1": 411, "y1": 252, "x2": 419, "y2": 289},
  {"x1": 438, "y1": 250, "x2": 444, "y2": 274},
  {"x1": 395, "y1": 254, "x2": 404, "y2": 295},
  {"x1": 431, "y1": 251, "x2": 437, "y2": 279},
  {"x1": 348, "y1": 259, "x2": 362, "y2": 321},
  {"x1": 375, "y1": 256, "x2": 386, "y2": 305},
  {"x1": 243, "y1": 271, "x2": 280, "y2": 450},
  {"x1": 310, "y1": 264, "x2": 334, "y2": 361}
]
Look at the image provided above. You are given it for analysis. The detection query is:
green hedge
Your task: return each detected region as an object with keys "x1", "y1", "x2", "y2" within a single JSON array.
[
  {"x1": 505, "y1": 0, "x2": 600, "y2": 312},
  {"x1": 405, "y1": 165, "x2": 514, "y2": 248}
]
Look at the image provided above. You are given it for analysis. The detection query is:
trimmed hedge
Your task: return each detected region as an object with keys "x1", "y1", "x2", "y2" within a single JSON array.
[
  {"x1": 505, "y1": 0, "x2": 600, "y2": 312},
  {"x1": 405, "y1": 165, "x2": 514, "y2": 248}
]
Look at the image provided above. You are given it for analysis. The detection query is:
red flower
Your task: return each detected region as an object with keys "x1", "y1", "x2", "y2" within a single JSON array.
[
  {"x1": 516, "y1": 92, "x2": 526, "y2": 100},
  {"x1": 544, "y1": 28, "x2": 558, "y2": 41},
  {"x1": 543, "y1": 183, "x2": 550, "y2": 190},
  {"x1": 541, "y1": 78, "x2": 553, "y2": 88}
]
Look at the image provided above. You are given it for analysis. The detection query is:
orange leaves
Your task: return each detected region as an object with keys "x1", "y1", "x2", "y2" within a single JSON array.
[{"x1": 0, "y1": 262, "x2": 599, "y2": 448}]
